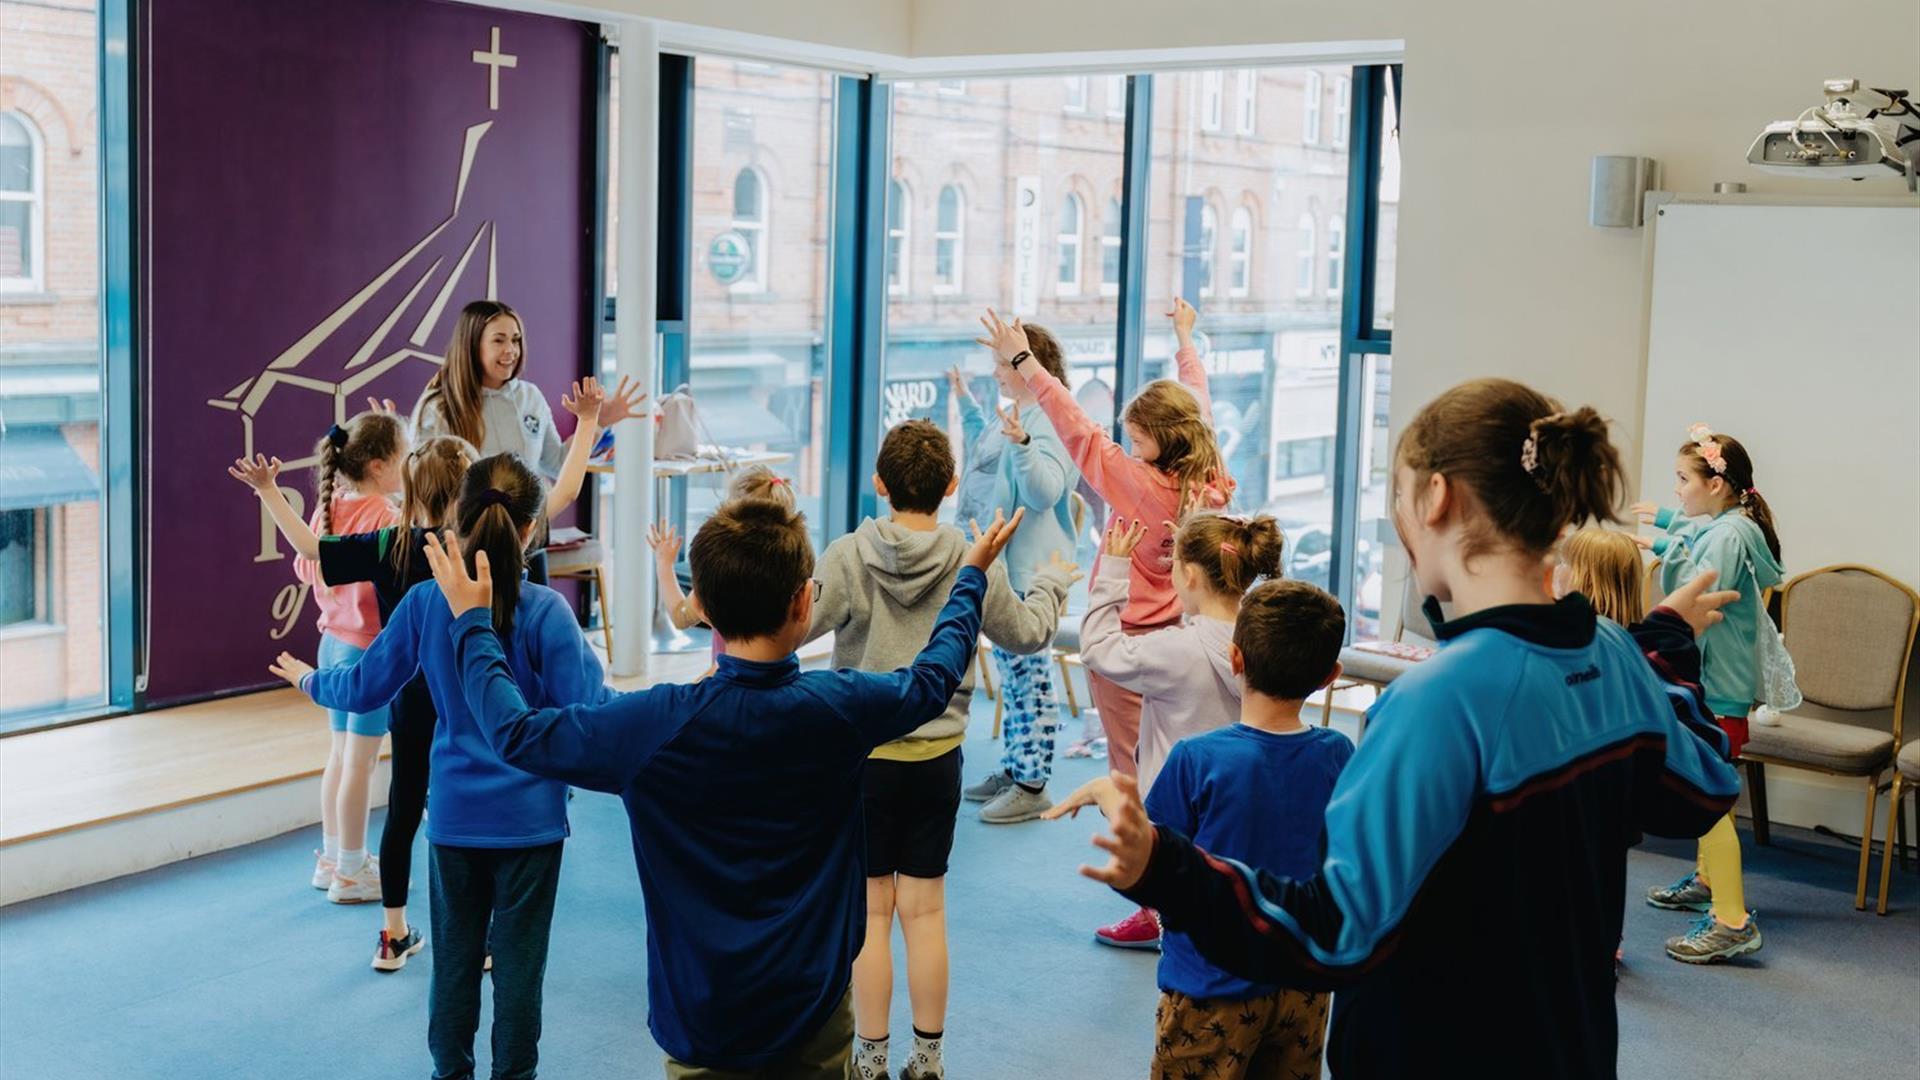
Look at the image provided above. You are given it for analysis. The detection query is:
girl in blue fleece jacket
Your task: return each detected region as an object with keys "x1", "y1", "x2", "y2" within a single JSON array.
[{"x1": 273, "y1": 453, "x2": 610, "y2": 1080}]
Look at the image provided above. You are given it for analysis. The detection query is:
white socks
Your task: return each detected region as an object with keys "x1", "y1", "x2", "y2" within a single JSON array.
[
  {"x1": 322, "y1": 834, "x2": 340, "y2": 864},
  {"x1": 337, "y1": 848, "x2": 366, "y2": 878},
  {"x1": 906, "y1": 1029, "x2": 945, "y2": 1080},
  {"x1": 854, "y1": 1035, "x2": 888, "y2": 1079}
]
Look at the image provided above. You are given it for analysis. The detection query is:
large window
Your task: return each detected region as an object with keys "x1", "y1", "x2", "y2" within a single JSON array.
[
  {"x1": 0, "y1": 3, "x2": 107, "y2": 729},
  {"x1": 683, "y1": 57, "x2": 833, "y2": 549},
  {"x1": 1200, "y1": 71, "x2": 1224, "y2": 131},
  {"x1": 1063, "y1": 76, "x2": 1088, "y2": 113},
  {"x1": 1235, "y1": 70, "x2": 1257, "y2": 135},
  {"x1": 882, "y1": 75, "x2": 1127, "y2": 587},
  {"x1": 1141, "y1": 66, "x2": 1355, "y2": 620},
  {"x1": 0, "y1": 111, "x2": 43, "y2": 291},
  {"x1": 1057, "y1": 193, "x2": 1083, "y2": 295}
]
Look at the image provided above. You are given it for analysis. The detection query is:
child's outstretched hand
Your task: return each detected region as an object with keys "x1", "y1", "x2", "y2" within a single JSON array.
[
  {"x1": 647, "y1": 522, "x2": 681, "y2": 566},
  {"x1": 963, "y1": 507, "x2": 1026, "y2": 571},
  {"x1": 423, "y1": 531, "x2": 493, "y2": 619},
  {"x1": 946, "y1": 365, "x2": 976, "y2": 406},
  {"x1": 562, "y1": 376, "x2": 607, "y2": 424},
  {"x1": 996, "y1": 402, "x2": 1028, "y2": 445},
  {"x1": 596, "y1": 375, "x2": 650, "y2": 428},
  {"x1": 228, "y1": 453, "x2": 283, "y2": 493},
  {"x1": 1629, "y1": 501, "x2": 1659, "y2": 524},
  {"x1": 1042, "y1": 550, "x2": 1084, "y2": 585},
  {"x1": 1663, "y1": 568, "x2": 1740, "y2": 639},
  {"x1": 974, "y1": 308, "x2": 1032, "y2": 366},
  {"x1": 268, "y1": 651, "x2": 315, "y2": 690},
  {"x1": 1104, "y1": 516, "x2": 1148, "y2": 559},
  {"x1": 1167, "y1": 296, "x2": 1199, "y2": 340},
  {"x1": 364, "y1": 396, "x2": 400, "y2": 416},
  {"x1": 1042, "y1": 771, "x2": 1156, "y2": 890}
]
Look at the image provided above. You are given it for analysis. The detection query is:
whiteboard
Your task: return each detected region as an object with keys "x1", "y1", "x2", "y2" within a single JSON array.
[{"x1": 1641, "y1": 199, "x2": 1920, "y2": 589}]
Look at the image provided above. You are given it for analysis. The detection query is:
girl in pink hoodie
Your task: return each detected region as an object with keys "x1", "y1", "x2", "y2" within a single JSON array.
[
  {"x1": 979, "y1": 299, "x2": 1234, "y2": 779},
  {"x1": 1079, "y1": 511, "x2": 1283, "y2": 948}
]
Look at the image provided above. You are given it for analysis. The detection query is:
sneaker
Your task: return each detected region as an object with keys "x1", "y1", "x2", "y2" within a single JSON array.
[
  {"x1": 311, "y1": 851, "x2": 336, "y2": 890},
  {"x1": 1646, "y1": 871, "x2": 1713, "y2": 912},
  {"x1": 1093, "y1": 907, "x2": 1161, "y2": 950},
  {"x1": 1665, "y1": 911, "x2": 1763, "y2": 964},
  {"x1": 963, "y1": 771, "x2": 1014, "y2": 803},
  {"x1": 979, "y1": 785, "x2": 1052, "y2": 823},
  {"x1": 371, "y1": 926, "x2": 426, "y2": 973},
  {"x1": 327, "y1": 856, "x2": 383, "y2": 904}
]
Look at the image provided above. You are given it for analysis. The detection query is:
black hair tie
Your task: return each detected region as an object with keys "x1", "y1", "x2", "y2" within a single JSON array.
[
  {"x1": 326, "y1": 424, "x2": 349, "y2": 449},
  {"x1": 476, "y1": 488, "x2": 513, "y2": 511}
]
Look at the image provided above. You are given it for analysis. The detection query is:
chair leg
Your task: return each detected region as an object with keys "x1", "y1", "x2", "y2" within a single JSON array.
[
  {"x1": 976, "y1": 645, "x2": 997, "y2": 701},
  {"x1": 1320, "y1": 683, "x2": 1335, "y2": 728},
  {"x1": 595, "y1": 565, "x2": 614, "y2": 658},
  {"x1": 1878, "y1": 771, "x2": 1904, "y2": 915},
  {"x1": 1856, "y1": 771, "x2": 1882, "y2": 910},
  {"x1": 1745, "y1": 761, "x2": 1771, "y2": 846},
  {"x1": 1058, "y1": 655, "x2": 1080, "y2": 718}
]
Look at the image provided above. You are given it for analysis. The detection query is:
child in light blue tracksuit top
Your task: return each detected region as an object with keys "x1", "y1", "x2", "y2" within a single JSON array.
[
  {"x1": 1634, "y1": 423, "x2": 1785, "y2": 964},
  {"x1": 953, "y1": 323, "x2": 1082, "y2": 822}
]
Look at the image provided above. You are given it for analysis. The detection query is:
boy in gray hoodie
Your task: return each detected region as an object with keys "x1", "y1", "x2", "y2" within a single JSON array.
[{"x1": 807, "y1": 419, "x2": 1077, "y2": 1080}]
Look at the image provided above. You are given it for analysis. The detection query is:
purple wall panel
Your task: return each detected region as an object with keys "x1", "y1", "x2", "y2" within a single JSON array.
[{"x1": 144, "y1": 0, "x2": 593, "y2": 704}]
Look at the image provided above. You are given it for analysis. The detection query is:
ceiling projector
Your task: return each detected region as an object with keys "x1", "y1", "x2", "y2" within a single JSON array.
[{"x1": 1747, "y1": 80, "x2": 1916, "y2": 187}]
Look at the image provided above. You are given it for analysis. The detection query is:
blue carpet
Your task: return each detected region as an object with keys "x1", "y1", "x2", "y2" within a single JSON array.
[{"x1": 2, "y1": 706, "x2": 1915, "y2": 1079}]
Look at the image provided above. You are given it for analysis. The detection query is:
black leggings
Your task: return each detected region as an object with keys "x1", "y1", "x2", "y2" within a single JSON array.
[{"x1": 378, "y1": 679, "x2": 434, "y2": 910}]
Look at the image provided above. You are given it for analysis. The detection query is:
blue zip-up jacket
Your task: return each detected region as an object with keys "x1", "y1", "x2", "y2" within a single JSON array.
[
  {"x1": 448, "y1": 567, "x2": 987, "y2": 1070},
  {"x1": 1652, "y1": 507, "x2": 1785, "y2": 717},
  {"x1": 303, "y1": 579, "x2": 610, "y2": 847},
  {"x1": 1119, "y1": 595, "x2": 1741, "y2": 1079}
]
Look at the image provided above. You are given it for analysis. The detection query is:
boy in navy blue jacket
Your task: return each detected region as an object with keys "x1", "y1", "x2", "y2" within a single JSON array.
[{"x1": 419, "y1": 499, "x2": 1026, "y2": 1078}]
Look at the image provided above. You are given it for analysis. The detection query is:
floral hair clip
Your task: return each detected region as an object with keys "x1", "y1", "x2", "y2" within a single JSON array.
[{"x1": 1687, "y1": 422, "x2": 1728, "y2": 475}]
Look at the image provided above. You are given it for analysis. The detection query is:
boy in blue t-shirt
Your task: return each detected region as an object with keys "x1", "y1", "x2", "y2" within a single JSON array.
[{"x1": 1051, "y1": 578, "x2": 1352, "y2": 1080}]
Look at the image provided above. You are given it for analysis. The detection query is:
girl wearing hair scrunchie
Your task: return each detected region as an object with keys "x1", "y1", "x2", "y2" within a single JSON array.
[{"x1": 1631, "y1": 424, "x2": 1784, "y2": 964}]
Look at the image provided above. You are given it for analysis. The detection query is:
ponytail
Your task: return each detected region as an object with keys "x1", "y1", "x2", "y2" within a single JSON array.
[
  {"x1": 1176, "y1": 513, "x2": 1286, "y2": 596},
  {"x1": 310, "y1": 412, "x2": 405, "y2": 537},
  {"x1": 1399, "y1": 378, "x2": 1624, "y2": 559},
  {"x1": 392, "y1": 436, "x2": 477, "y2": 583},
  {"x1": 455, "y1": 453, "x2": 547, "y2": 636}
]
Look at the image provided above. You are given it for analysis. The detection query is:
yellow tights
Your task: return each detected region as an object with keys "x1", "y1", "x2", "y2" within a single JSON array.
[{"x1": 1696, "y1": 813, "x2": 1749, "y2": 928}]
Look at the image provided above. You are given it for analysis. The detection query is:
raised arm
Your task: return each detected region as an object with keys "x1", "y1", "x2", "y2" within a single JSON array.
[
  {"x1": 543, "y1": 378, "x2": 605, "y2": 520},
  {"x1": 229, "y1": 454, "x2": 321, "y2": 560},
  {"x1": 978, "y1": 555, "x2": 1076, "y2": 655},
  {"x1": 1007, "y1": 410, "x2": 1074, "y2": 512},
  {"x1": 1077, "y1": 519, "x2": 1172, "y2": 692},
  {"x1": 979, "y1": 309, "x2": 1150, "y2": 507},
  {"x1": 647, "y1": 522, "x2": 702, "y2": 631},
  {"x1": 1166, "y1": 297, "x2": 1215, "y2": 424}
]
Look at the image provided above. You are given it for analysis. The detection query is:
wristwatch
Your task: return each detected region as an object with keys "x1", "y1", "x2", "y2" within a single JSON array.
[{"x1": 1010, "y1": 350, "x2": 1031, "y2": 369}]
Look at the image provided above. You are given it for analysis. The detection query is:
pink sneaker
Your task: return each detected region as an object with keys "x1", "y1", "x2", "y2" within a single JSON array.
[{"x1": 1094, "y1": 907, "x2": 1161, "y2": 950}]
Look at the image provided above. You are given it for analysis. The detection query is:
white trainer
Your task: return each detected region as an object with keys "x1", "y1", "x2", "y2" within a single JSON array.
[
  {"x1": 327, "y1": 855, "x2": 383, "y2": 904},
  {"x1": 311, "y1": 851, "x2": 336, "y2": 890}
]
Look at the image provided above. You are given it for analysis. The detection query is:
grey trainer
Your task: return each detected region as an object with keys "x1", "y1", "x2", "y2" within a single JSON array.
[
  {"x1": 1646, "y1": 871, "x2": 1713, "y2": 912},
  {"x1": 1665, "y1": 911, "x2": 1762, "y2": 963},
  {"x1": 980, "y1": 785, "x2": 1052, "y2": 824},
  {"x1": 963, "y1": 771, "x2": 1014, "y2": 803}
]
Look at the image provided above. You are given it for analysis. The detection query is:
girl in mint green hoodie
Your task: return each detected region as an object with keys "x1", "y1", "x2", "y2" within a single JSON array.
[{"x1": 1634, "y1": 424, "x2": 1784, "y2": 965}]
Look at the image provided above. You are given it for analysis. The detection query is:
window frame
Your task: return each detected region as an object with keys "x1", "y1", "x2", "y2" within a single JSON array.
[
  {"x1": 1332, "y1": 76, "x2": 1351, "y2": 148},
  {"x1": 728, "y1": 165, "x2": 770, "y2": 294},
  {"x1": 1056, "y1": 191, "x2": 1084, "y2": 296},
  {"x1": 1228, "y1": 206, "x2": 1252, "y2": 297},
  {"x1": 1327, "y1": 212, "x2": 1345, "y2": 297},
  {"x1": 886, "y1": 176, "x2": 910, "y2": 295},
  {"x1": 0, "y1": 110, "x2": 47, "y2": 293},
  {"x1": 933, "y1": 182, "x2": 965, "y2": 294},
  {"x1": 1235, "y1": 69, "x2": 1257, "y2": 135},
  {"x1": 1199, "y1": 70, "x2": 1224, "y2": 132},
  {"x1": 0, "y1": 508, "x2": 53, "y2": 629},
  {"x1": 1295, "y1": 212, "x2": 1317, "y2": 297},
  {"x1": 1303, "y1": 70, "x2": 1324, "y2": 145},
  {"x1": 1099, "y1": 195, "x2": 1122, "y2": 297},
  {"x1": 1063, "y1": 75, "x2": 1089, "y2": 113},
  {"x1": 1104, "y1": 74, "x2": 1128, "y2": 118},
  {"x1": 1195, "y1": 202, "x2": 1217, "y2": 298}
]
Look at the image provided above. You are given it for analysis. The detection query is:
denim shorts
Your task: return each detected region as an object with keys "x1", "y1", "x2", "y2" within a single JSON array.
[{"x1": 317, "y1": 633, "x2": 391, "y2": 737}]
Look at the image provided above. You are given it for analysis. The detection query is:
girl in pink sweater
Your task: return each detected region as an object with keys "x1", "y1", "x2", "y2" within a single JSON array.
[
  {"x1": 291, "y1": 410, "x2": 406, "y2": 900},
  {"x1": 979, "y1": 299, "x2": 1234, "y2": 765}
]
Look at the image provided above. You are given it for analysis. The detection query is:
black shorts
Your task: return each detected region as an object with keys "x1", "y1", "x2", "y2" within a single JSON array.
[{"x1": 862, "y1": 747, "x2": 963, "y2": 879}]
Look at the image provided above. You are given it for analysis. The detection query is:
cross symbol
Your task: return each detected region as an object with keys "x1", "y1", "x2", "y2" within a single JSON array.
[{"x1": 472, "y1": 27, "x2": 518, "y2": 111}]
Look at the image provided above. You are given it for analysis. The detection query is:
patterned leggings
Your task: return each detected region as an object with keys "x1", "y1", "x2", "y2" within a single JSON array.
[{"x1": 992, "y1": 646, "x2": 1059, "y2": 787}]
